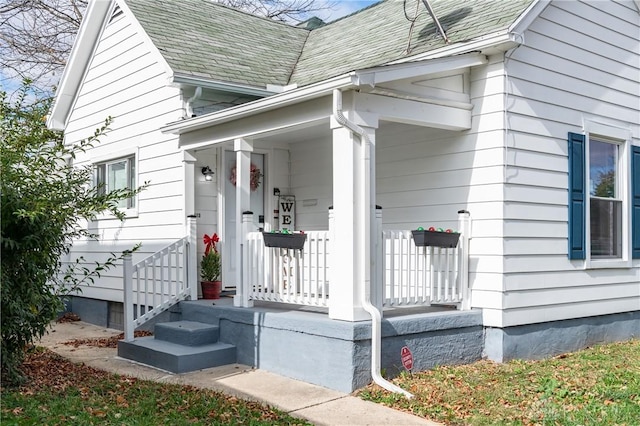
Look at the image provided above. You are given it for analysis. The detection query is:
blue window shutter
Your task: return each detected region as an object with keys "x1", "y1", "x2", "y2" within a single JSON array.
[
  {"x1": 568, "y1": 132, "x2": 586, "y2": 259},
  {"x1": 632, "y1": 145, "x2": 640, "y2": 259}
]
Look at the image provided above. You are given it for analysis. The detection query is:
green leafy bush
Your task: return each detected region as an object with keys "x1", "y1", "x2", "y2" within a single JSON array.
[{"x1": 1, "y1": 81, "x2": 143, "y2": 384}]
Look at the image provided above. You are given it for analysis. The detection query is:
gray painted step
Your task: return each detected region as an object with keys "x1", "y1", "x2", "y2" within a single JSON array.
[
  {"x1": 118, "y1": 337, "x2": 236, "y2": 373},
  {"x1": 154, "y1": 320, "x2": 219, "y2": 346}
]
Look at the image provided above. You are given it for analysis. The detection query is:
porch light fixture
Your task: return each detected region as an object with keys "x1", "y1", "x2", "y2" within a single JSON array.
[{"x1": 201, "y1": 166, "x2": 214, "y2": 181}]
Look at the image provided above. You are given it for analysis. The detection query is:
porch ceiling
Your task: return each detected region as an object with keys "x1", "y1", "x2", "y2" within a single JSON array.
[{"x1": 253, "y1": 120, "x2": 455, "y2": 148}]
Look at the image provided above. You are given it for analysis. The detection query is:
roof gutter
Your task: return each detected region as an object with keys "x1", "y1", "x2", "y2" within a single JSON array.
[
  {"x1": 172, "y1": 73, "x2": 277, "y2": 98},
  {"x1": 389, "y1": 31, "x2": 519, "y2": 65},
  {"x1": 162, "y1": 73, "x2": 357, "y2": 135}
]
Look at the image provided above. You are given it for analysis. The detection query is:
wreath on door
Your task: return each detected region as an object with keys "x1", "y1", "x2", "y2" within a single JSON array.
[{"x1": 230, "y1": 163, "x2": 263, "y2": 192}]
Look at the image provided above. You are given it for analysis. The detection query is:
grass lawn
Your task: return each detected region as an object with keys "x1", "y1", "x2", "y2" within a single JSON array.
[
  {"x1": 358, "y1": 339, "x2": 640, "y2": 426},
  {"x1": 1, "y1": 347, "x2": 310, "y2": 425}
]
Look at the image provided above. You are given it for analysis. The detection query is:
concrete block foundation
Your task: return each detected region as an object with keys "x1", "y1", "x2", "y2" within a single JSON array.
[
  {"x1": 179, "y1": 301, "x2": 484, "y2": 392},
  {"x1": 484, "y1": 311, "x2": 640, "y2": 362}
]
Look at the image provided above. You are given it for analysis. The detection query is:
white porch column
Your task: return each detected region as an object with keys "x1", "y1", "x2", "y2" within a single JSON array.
[
  {"x1": 329, "y1": 98, "x2": 379, "y2": 321},
  {"x1": 233, "y1": 138, "x2": 253, "y2": 307},
  {"x1": 182, "y1": 151, "x2": 197, "y2": 218}
]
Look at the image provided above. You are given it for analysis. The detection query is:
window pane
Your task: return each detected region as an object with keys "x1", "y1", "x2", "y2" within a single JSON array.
[
  {"x1": 129, "y1": 158, "x2": 135, "y2": 208},
  {"x1": 108, "y1": 160, "x2": 128, "y2": 208},
  {"x1": 589, "y1": 139, "x2": 617, "y2": 198},
  {"x1": 590, "y1": 198, "x2": 622, "y2": 258},
  {"x1": 96, "y1": 164, "x2": 106, "y2": 196}
]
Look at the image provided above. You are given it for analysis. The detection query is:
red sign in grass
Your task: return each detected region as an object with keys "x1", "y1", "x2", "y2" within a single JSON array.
[{"x1": 401, "y1": 346, "x2": 413, "y2": 370}]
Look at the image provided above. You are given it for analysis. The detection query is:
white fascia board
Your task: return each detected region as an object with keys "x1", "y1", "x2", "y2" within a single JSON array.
[
  {"x1": 390, "y1": 31, "x2": 518, "y2": 65},
  {"x1": 509, "y1": 0, "x2": 550, "y2": 36},
  {"x1": 354, "y1": 53, "x2": 488, "y2": 87},
  {"x1": 161, "y1": 73, "x2": 357, "y2": 135},
  {"x1": 171, "y1": 73, "x2": 276, "y2": 97},
  {"x1": 47, "y1": 0, "x2": 114, "y2": 130}
]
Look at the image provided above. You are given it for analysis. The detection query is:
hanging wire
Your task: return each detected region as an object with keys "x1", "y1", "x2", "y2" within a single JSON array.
[{"x1": 403, "y1": 0, "x2": 423, "y2": 55}]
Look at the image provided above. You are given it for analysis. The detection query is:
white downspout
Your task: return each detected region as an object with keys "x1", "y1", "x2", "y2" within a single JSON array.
[
  {"x1": 185, "y1": 86, "x2": 202, "y2": 118},
  {"x1": 332, "y1": 89, "x2": 413, "y2": 399}
]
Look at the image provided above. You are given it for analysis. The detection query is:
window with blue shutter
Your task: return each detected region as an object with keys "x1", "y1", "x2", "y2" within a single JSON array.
[
  {"x1": 569, "y1": 127, "x2": 636, "y2": 263},
  {"x1": 632, "y1": 145, "x2": 640, "y2": 259},
  {"x1": 568, "y1": 132, "x2": 585, "y2": 260}
]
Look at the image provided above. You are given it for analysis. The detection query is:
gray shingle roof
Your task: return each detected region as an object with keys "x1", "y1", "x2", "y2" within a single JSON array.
[
  {"x1": 125, "y1": 0, "x2": 534, "y2": 89},
  {"x1": 125, "y1": 0, "x2": 309, "y2": 87},
  {"x1": 290, "y1": 0, "x2": 534, "y2": 86}
]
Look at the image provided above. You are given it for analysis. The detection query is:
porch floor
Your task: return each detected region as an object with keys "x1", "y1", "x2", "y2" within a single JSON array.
[{"x1": 195, "y1": 290, "x2": 458, "y2": 318}]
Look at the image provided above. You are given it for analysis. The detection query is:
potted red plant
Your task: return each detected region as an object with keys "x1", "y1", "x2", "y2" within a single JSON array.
[{"x1": 201, "y1": 233, "x2": 221, "y2": 299}]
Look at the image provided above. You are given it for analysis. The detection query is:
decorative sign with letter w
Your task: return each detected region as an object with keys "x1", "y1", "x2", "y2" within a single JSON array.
[{"x1": 278, "y1": 195, "x2": 295, "y2": 231}]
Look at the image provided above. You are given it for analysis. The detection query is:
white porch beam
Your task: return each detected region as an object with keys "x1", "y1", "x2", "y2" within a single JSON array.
[
  {"x1": 355, "y1": 53, "x2": 488, "y2": 87},
  {"x1": 178, "y1": 96, "x2": 333, "y2": 149},
  {"x1": 354, "y1": 92, "x2": 471, "y2": 131},
  {"x1": 163, "y1": 74, "x2": 355, "y2": 135}
]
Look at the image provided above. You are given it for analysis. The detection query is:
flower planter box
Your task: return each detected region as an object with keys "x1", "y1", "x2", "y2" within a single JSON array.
[
  {"x1": 411, "y1": 230, "x2": 460, "y2": 248},
  {"x1": 262, "y1": 232, "x2": 307, "y2": 250}
]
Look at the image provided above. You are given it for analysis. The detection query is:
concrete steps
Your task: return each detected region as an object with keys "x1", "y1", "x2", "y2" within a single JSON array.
[{"x1": 117, "y1": 320, "x2": 236, "y2": 373}]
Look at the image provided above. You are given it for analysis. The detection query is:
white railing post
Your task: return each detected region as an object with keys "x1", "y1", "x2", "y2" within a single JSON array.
[
  {"x1": 187, "y1": 215, "x2": 198, "y2": 301},
  {"x1": 235, "y1": 211, "x2": 254, "y2": 307},
  {"x1": 458, "y1": 210, "x2": 471, "y2": 310},
  {"x1": 328, "y1": 207, "x2": 334, "y2": 308},
  {"x1": 123, "y1": 253, "x2": 134, "y2": 341},
  {"x1": 373, "y1": 206, "x2": 384, "y2": 312}
]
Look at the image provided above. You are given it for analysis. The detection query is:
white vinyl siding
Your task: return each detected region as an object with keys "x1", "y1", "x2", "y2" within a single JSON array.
[
  {"x1": 497, "y1": 0, "x2": 640, "y2": 327},
  {"x1": 62, "y1": 10, "x2": 185, "y2": 302}
]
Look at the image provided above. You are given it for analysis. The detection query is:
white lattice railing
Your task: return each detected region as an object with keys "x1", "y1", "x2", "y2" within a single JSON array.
[
  {"x1": 123, "y1": 218, "x2": 197, "y2": 341},
  {"x1": 245, "y1": 231, "x2": 330, "y2": 306},
  {"x1": 381, "y1": 230, "x2": 464, "y2": 307}
]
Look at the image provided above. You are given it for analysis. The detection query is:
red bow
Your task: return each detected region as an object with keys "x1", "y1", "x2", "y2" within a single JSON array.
[{"x1": 203, "y1": 233, "x2": 219, "y2": 255}]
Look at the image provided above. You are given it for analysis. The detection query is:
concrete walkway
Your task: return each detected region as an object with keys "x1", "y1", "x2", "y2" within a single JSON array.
[{"x1": 38, "y1": 321, "x2": 440, "y2": 426}]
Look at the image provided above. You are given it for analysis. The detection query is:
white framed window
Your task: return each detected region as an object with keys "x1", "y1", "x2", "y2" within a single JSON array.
[
  {"x1": 93, "y1": 149, "x2": 139, "y2": 218},
  {"x1": 569, "y1": 121, "x2": 634, "y2": 268},
  {"x1": 588, "y1": 137, "x2": 622, "y2": 259}
]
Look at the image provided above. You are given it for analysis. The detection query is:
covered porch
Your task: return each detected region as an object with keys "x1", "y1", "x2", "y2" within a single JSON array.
[
  {"x1": 168, "y1": 53, "x2": 484, "y2": 322},
  {"x1": 120, "y1": 54, "x2": 486, "y2": 391}
]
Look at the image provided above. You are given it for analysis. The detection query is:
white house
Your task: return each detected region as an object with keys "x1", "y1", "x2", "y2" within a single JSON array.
[{"x1": 48, "y1": 0, "x2": 639, "y2": 393}]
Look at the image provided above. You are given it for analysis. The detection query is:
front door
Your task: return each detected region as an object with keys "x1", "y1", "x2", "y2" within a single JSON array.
[{"x1": 223, "y1": 151, "x2": 265, "y2": 286}]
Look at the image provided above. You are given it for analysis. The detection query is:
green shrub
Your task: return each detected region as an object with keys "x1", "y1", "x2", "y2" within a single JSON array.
[{"x1": 1, "y1": 81, "x2": 143, "y2": 384}]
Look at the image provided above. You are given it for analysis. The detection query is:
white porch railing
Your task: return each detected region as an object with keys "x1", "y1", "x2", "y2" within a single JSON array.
[
  {"x1": 381, "y1": 231, "x2": 462, "y2": 307},
  {"x1": 245, "y1": 231, "x2": 330, "y2": 306},
  {"x1": 380, "y1": 211, "x2": 470, "y2": 309},
  {"x1": 123, "y1": 217, "x2": 197, "y2": 341},
  {"x1": 238, "y1": 211, "x2": 471, "y2": 313}
]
